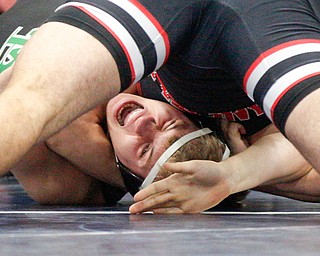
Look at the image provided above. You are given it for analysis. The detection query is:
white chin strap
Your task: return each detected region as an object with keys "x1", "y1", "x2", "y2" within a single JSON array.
[
  {"x1": 140, "y1": 128, "x2": 230, "y2": 190},
  {"x1": 222, "y1": 143, "x2": 230, "y2": 160}
]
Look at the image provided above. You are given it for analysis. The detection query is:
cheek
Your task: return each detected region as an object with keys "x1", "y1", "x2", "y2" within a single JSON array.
[
  {"x1": 113, "y1": 138, "x2": 136, "y2": 166},
  {"x1": 109, "y1": 129, "x2": 127, "y2": 155},
  {"x1": 112, "y1": 138, "x2": 127, "y2": 156},
  {"x1": 134, "y1": 168, "x2": 149, "y2": 179}
]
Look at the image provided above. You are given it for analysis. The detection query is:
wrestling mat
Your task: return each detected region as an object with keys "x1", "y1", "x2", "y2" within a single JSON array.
[{"x1": 1, "y1": 175, "x2": 320, "y2": 255}]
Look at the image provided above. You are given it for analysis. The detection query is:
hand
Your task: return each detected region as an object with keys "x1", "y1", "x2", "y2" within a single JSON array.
[
  {"x1": 46, "y1": 104, "x2": 107, "y2": 154},
  {"x1": 46, "y1": 104, "x2": 124, "y2": 187},
  {"x1": 129, "y1": 160, "x2": 235, "y2": 214},
  {"x1": 220, "y1": 120, "x2": 249, "y2": 155}
]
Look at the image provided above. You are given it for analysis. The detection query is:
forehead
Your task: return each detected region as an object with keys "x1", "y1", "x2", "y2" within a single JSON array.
[{"x1": 131, "y1": 123, "x2": 195, "y2": 178}]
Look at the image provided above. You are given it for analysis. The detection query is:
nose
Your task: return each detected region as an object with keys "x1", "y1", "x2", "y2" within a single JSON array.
[{"x1": 134, "y1": 116, "x2": 159, "y2": 136}]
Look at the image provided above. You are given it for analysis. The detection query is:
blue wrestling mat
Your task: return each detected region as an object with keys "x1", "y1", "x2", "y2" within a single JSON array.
[{"x1": 1, "y1": 175, "x2": 320, "y2": 255}]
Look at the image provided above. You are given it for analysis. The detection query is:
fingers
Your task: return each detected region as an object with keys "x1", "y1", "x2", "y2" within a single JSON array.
[
  {"x1": 237, "y1": 123, "x2": 247, "y2": 135},
  {"x1": 133, "y1": 165, "x2": 194, "y2": 202},
  {"x1": 134, "y1": 169, "x2": 196, "y2": 201},
  {"x1": 130, "y1": 160, "x2": 223, "y2": 214},
  {"x1": 129, "y1": 191, "x2": 177, "y2": 214},
  {"x1": 134, "y1": 178, "x2": 171, "y2": 201},
  {"x1": 152, "y1": 207, "x2": 185, "y2": 214},
  {"x1": 162, "y1": 161, "x2": 196, "y2": 175}
]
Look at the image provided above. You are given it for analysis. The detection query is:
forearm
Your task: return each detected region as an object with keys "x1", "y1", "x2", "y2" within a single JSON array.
[
  {"x1": 45, "y1": 105, "x2": 125, "y2": 188},
  {"x1": 12, "y1": 143, "x2": 106, "y2": 205},
  {"x1": 224, "y1": 133, "x2": 311, "y2": 194},
  {"x1": 46, "y1": 131, "x2": 124, "y2": 188},
  {"x1": 255, "y1": 167, "x2": 320, "y2": 202}
]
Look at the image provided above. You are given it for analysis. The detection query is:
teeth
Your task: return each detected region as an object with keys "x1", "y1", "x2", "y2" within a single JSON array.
[{"x1": 117, "y1": 103, "x2": 143, "y2": 126}]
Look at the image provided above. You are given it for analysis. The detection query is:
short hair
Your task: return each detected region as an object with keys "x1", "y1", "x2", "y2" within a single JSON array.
[
  {"x1": 155, "y1": 133, "x2": 224, "y2": 181},
  {"x1": 155, "y1": 132, "x2": 249, "y2": 205}
]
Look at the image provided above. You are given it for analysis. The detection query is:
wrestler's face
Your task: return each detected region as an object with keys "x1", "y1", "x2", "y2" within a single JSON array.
[{"x1": 107, "y1": 93, "x2": 197, "y2": 178}]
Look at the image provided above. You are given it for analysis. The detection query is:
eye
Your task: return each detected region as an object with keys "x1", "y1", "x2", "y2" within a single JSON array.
[
  {"x1": 140, "y1": 144, "x2": 150, "y2": 158},
  {"x1": 162, "y1": 120, "x2": 176, "y2": 131}
]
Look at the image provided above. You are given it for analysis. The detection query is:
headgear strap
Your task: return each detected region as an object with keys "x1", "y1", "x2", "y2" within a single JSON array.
[{"x1": 140, "y1": 128, "x2": 230, "y2": 189}]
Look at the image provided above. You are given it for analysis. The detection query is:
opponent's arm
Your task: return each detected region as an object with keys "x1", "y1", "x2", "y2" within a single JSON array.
[
  {"x1": 255, "y1": 167, "x2": 320, "y2": 203},
  {"x1": 224, "y1": 132, "x2": 311, "y2": 193},
  {"x1": 12, "y1": 103, "x2": 127, "y2": 205},
  {"x1": 45, "y1": 104, "x2": 125, "y2": 189},
  {"x1": 222, "y1": 122, "x2": 319, "y2": 199},
  {"x1": 12, "y1": 143, "x2": 106, "y2": 205}
]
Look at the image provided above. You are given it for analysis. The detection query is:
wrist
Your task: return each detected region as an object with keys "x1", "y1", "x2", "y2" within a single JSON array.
[
  {"x1": 219, "y1": 156, "x2": 249, "y2": 194},
  {"x1": 217, "y1": 160, "x2": 238, "y2": 195}
]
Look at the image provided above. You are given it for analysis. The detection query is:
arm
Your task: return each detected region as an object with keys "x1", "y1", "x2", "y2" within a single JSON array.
[
  {"x1": 12, "y1": 142, "x2": 106, "y2": 205},
  {"x1": 1, "y1": 67, "x2": 123, "y2": 204},
  {"x1": 45, "y1": 104, "x2": 125, "y2": 189},
  {"x1": 45, "y1": 84, "x2": 139, "y2": 187},
  {"x1": 129, "y1": 128, "x2": 315, "y2": 214},
  {"x1": 225, "y1": 123, "x2": 320, "y2": 201},
  {"x1": 255, "y1": 168, "x2": 320, "y2": 202},
  {"x1": 13, "y1": 104, "x2": 126, "y2": 205},
  {"x1": 224, "y1": 132, "x2": 312, "y2": 192},
  {"x1": 209, "y1": 121, "x2": 320, "y2": 201}
]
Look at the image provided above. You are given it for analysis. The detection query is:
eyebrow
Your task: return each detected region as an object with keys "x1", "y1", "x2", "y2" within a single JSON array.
[
  {"x1": 144, "y1": 135, "x2": 178, "y2": 173},
  {"x1": 144, "y1": 120, "x2": 189, "y2": 171}
]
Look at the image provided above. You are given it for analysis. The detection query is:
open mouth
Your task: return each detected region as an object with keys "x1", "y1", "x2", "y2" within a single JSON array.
[{"x1": 117, "y1": 103, "x2": 144, "y2": 126}]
